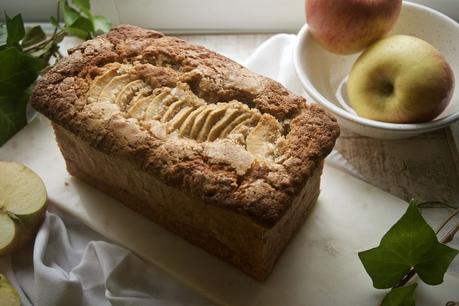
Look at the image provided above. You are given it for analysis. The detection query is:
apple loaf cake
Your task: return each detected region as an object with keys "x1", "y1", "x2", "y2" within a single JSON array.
[{"x1": 31, "y1": 25, "x2": 339, "y2": 280}]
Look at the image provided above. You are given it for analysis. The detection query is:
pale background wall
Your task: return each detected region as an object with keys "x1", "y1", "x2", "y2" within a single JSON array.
[{"x1": 1, "y1": 0, "x2": 458, "y2": 33}]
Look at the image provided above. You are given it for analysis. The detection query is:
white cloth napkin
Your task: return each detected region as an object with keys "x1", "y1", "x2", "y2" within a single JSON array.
[{"x1": 3, "y1": 207, "x2": 214, "y2": 306}]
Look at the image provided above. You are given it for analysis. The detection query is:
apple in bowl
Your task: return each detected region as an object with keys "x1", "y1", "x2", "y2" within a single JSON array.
[
  {"x1": 347, "y1": 35, "x2": 454, "y2": 123},
  {"x1": 0, "y1": 161, "x2": 47, "y2": 256},
  {"x1": 306, "y1": 0, "x2": 402, "y2": 54}
]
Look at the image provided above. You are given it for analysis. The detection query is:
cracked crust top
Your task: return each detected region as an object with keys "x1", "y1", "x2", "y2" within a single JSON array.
[{"x1": 31, "y1": 25, "x2": 339, "y2": 227}]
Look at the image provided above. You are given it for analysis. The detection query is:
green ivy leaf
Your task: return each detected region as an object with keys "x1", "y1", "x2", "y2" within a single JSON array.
[
  {"x1": 0, "y1": 0, "x2": 111, "y2": 145},
  {"x1": 93, "y1": 15, "x2": 111, "y2": 35},
  {"x1": 0, "y1": 47, "x2": 43, "y2": 145},
  {"x1": 359, "y1": 201, "x2": 459, "y2": 289},
  {"x1": 73, "y1": 0, "x2": 91, "y2": 17},
  {"x1": 60, "y1": 0, "x2": 80, "y2": 27},
  {"x1": 28, "y1": 37, "x2": 59, "y2": 63},
  {"x1": 0, "y1": 47, "x2": 42, "y2": 90},
  {"x1": 72, "y1": 16, "x2": 93, "y2": 33},
  {"x1": 59, "y1": 0, "x2": 111, "y2": 39},
  {"x1": 21, "y1": 26, "x2": 47, "y2": 48},
  {"x1": 63, "y1": 26, "x2": 89, "y2": 40},
  {"x1": 0, "y1": 88, "x2": 31, "y2": 145},
  {"x1": 5, "y1": 14, "x2": 25, "y2": 47},
  {"x1": 381, "y1": 284, "x2": 417, "y2": 306},
  {"x1": 50, "y1": 16, "x2": 59, "y2": 27},
  {"x1": 61, "y1": 0, "x2": 94, "y2": 40}
]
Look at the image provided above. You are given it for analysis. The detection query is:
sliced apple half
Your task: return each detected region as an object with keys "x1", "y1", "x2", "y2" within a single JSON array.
[
  {"x1": 0, "y1": 274, "x2": 20, "y2": 306},
  {"x1": 0, "y1": 161, "x2": 47, "y2": 256}
]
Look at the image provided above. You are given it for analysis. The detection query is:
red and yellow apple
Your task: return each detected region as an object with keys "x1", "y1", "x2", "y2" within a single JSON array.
[
  {"x1": 306, "y1": 0, "x2": 402, "y2": 54},
  {"x1": 347, "y1": 35, "x2": 454, "y2": 123}
]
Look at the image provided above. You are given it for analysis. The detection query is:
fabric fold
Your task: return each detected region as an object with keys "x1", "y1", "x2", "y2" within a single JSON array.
[{"x1": 8, "y1": 210, "x2": 213, "y2": 306}]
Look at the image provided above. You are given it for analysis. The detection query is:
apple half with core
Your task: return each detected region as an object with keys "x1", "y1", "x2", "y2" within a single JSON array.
[
  {"x1": 0, "y1": 161, "x2": 47, "y2": 256},
  {"x1": 0, "y1": 274, "x2": 20, "y2": 306},
  {"x1": 347, "y1": 35, "x2": 454, "y2": 123},
  {"x1": 306, "y1": 0, "x2": 402, "y2": 54}
]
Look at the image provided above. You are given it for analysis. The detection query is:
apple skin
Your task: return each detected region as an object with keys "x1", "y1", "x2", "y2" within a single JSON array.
[
  {"x1": 0, "y1": 208, "x2": 47, "y2": 256},
  {"x1": 347, "y1": 35, "x2": 454, "y2": 123},
  {"x1": 306, "y1": 0, "x2": 402, "y2": 54},
  {"x1": 0, "y1": 161, "x2": 47, "y2": 256}
]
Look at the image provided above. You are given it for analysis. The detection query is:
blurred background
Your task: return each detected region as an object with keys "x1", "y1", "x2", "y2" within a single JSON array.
[{"x1": 1, "y1": 0, "x2": 458, "y2": 33}]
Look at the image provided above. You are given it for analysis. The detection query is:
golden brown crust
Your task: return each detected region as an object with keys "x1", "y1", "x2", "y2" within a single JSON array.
[{"x1": 31, "y1": 25, "x2": 339, "y2": 227}]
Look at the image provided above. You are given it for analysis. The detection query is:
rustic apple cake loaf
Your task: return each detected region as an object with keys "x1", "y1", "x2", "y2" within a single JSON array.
[{"x1": 31, "y1": 25, "x2": 339, "y2": 280}]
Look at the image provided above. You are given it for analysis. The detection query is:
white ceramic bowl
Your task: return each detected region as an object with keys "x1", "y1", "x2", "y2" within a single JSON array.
[{"x1": 293, "y1": 2, "x2": 459, "y2": 139}]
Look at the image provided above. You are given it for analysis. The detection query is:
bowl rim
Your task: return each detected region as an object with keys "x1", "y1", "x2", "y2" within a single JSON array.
[{"x1": 293, "y1": 1, "x2": 459, "y2": 132}]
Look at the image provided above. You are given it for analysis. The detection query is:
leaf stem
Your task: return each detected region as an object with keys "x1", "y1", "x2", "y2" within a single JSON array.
[
  {"x1": 395, "y1": 268, "x2": 416, "y2": 288},
  {"x1": 22, "y1": 30, "x2": 64, "y2": 53},
  {"x1": 53, "y1": 1, "x2": 61, "y2": 36},
  {"x1": 23, "y1": 3, "x2": 62, "y2": 54}
]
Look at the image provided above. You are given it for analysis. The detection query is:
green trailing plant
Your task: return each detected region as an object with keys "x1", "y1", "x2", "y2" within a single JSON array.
[
  {"x1": 0, "y1": 0, "x2": 111, "y2": 145},
  {"x1": 359, "y1": 200, "x2": 459, "y2": 306}
]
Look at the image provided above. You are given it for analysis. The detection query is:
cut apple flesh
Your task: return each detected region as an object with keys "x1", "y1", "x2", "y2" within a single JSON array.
[
  {"x1": 0, "y1": 274, "x2": 20, "y2": 306},
  {"x1": 1, "y1": 163, "x2": 47, "y2": 215},
  {"x1": 0, "y1": 161, "x2": 47, "y2": 256}
]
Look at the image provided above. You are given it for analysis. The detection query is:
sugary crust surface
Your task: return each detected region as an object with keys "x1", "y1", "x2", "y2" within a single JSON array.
[{"x1": 31, "y1": 25, "x2": 339, "y2": 227}]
